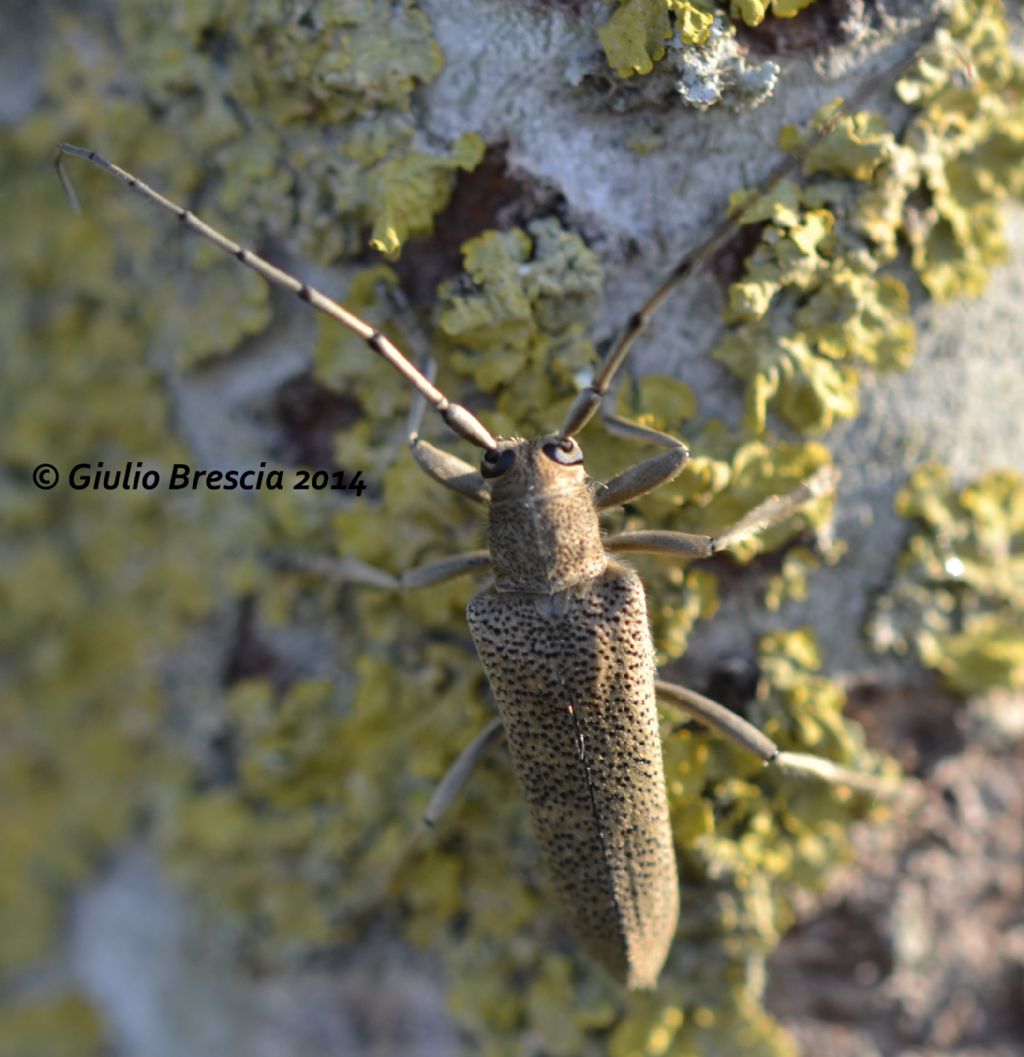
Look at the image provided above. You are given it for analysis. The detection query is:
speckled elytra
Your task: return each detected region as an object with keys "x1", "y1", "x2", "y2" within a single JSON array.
[{"x1": 54, "y1": 43, "x2": 917, "y2": 983}]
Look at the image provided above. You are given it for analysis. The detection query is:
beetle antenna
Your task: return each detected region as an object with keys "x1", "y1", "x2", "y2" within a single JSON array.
[{"x1": 53, "y1": 143, "x2": 497, "y2": 452}]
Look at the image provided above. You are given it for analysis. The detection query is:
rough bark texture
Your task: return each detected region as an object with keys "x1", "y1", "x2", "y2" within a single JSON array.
[{"x1": 3, "y1": 1, "x2": 1023, "y2": 1055}]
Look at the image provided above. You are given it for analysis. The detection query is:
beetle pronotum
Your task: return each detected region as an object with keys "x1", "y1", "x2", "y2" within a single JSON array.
[{"x1": 54, "y1": 25, "x2": 933, "y2": 989}]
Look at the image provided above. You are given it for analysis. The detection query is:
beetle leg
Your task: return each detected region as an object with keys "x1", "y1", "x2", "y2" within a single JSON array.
[
  {"x1": 409, "y1": 437, "x2": 491, "y2": 504},
  {"x1": 405, "y1": 372, "x2": 490, "y2": 504},
  {"x1": 272, "y1": 549, "x2": 491, "y2": 590},
  {"x1": 595, "y1": 413, "x2": 690, "y2": 511},
  {"x1": 410, "y1": 717, "x2": 506, "y2": 840},
  {"x1": 654, "y1": 680, "x2": 902, "y2": 797},
  {"x1": 605, "y1": 465, "x2": 839, "y2": 556},
  {"x1": 656, "y1": 680, "x2": 777, "y2": 758},
  {"x1": 378, "y1": 718, "x2": 507, "y2": 895},
  {"x1": 342, "y1": 718, "x2": 507, "y2": 928},
  {"x1": 606, "y1": 531, "x2": 713, "y2": 559}
]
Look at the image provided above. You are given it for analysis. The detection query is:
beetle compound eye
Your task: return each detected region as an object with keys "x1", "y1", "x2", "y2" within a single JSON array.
[
  {"x1": 543, "y1": 439, "x2": 584, "y2": 467},
  {"x1": 481, "y1": 448, "x2": 516, "y2": 478}
]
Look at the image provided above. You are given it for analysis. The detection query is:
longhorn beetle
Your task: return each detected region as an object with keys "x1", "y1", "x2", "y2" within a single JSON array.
[{"x1": 54, "y1": 24, "x2": 934, "y2": 990}]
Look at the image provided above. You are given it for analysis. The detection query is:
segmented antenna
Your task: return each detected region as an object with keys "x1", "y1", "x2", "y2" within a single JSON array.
[{"x1": 53, "y1": 143, "x2": 497, "y2": 452}]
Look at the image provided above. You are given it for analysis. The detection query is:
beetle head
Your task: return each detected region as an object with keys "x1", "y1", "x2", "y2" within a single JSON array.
[{"x1": 480, "y1": 434, "x2": 587, "y2": 503}]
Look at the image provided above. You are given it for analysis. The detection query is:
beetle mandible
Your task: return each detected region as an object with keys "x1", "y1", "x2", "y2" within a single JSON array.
[{"x1": 54, "y1": 42, "x2": 917, "y2": 983}]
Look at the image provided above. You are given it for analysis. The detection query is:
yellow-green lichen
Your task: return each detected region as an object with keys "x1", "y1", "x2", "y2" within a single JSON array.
[
  {"x1": 597, "y1": 1, "x2": 787, "y2": 113},
  {"x1": 52, "y1": 0, "x2": 481, "y2": 369},
  {"x1": 713, "y1": 1, "x2": 1024, "y2": 433},
  {"x1": 368, "y1": 132, "x2": 485, "y2": 258},
  {"x1": 1, "y1": 113, "x2": 261, "y2": 998},
  {"x1": 314, "y1": 217, "x2": 604, "y2": 479},
  {"x1": 597, "y1": 0, "x2": 823, "y2": 81},
  {"x1": 6, "y1": 2, "x2": 1021, "y2": 1056},
  {"x1": 0, "y1": 993, "x2": 105, "y2": 1057},
  {"x1": 599, "y1": 0, "x2": 678, "y2": 79},
  {"x1": 763, "y1": 543, "x2": 846, "y2": 611},
  {"x1": 868, "y1": 465, "x2": 1024, "y2": 695},
  {"x1": 3, "y1": 0, "x2": 471, "y2": 1044},
  {"x1": 730, "y1": 0, "x2": 817, "y2": 27}
]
